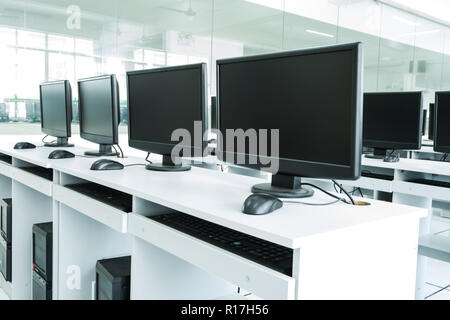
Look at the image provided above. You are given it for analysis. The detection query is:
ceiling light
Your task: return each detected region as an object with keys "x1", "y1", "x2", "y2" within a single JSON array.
[{"x1": 306, "y1": 29, "x2": 334, "y2": 38}]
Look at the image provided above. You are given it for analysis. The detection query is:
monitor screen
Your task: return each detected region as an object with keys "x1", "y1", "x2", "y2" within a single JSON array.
[
  {"x1": 127, "y1": 64, "x2": 207, "y2": 156},
  {"x1": 429, "y1": 103, "x2": 435, "y2": 141},
  {"x1": 434, "y1": 92, "x2": 450, "y2": 153},
  {"x1": 40, "y1": 81, "x2": 71, "y2": 137},
  {"x1": 363, "y1": 92, "x2": 423, "y2": 150},
  {"x1": 217, "y1": 43, "x2": 362, "y2": 179},
  {"x1": 422, "y1": 109, "x2": 427, "y2": 136},
  {"x1": 78, "y1": 75, "x2": 119, "y2": 145}
]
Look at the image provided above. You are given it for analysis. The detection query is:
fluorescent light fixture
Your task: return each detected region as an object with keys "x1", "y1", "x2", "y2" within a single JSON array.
[
  {"x1": 306, "y1": 29, "x2": 334, "y2": 38},
  {"x1": 392, "y1": 15, "x2": 419, "y2": 26},
  {"x1": 399, "y1": 29, "x2": 441, "y2": 37}
]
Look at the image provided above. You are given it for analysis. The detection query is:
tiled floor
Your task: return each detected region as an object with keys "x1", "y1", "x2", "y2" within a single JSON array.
[{"x1": 423, "y1": 218, "x2": 450, "y2": 300}]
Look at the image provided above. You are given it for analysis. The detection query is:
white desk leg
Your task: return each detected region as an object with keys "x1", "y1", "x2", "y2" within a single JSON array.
[{"x1": 392, "y1": 192, "x2": 431, "y2": 300}]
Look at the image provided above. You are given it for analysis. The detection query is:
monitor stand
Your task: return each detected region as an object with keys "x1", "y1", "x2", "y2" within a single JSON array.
[
  {"x1": 84, "y1": 144, "x2": 119, "y2": 157},
  {"x1": 44, "y1": 137, "x2": 74, "y2": 148},
  {"x1": 365, "y1": 148, "x2": 399, "y2": 163},
  {"x1": 146, "y1": 155, "x2": 191, "y2": 172},
  {"x1": 251, "y1": 173, "x2": 314, "y2": 199}
]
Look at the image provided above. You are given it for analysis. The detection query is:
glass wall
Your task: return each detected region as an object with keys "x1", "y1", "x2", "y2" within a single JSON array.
[{"x1": 0, "y1": 0, "x2": 449, "y2": 135}]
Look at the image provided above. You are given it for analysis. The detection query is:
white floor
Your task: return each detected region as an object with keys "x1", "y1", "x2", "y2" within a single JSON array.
[{"x1": 424, "y1": 218, "x2": 450, "y2": 300}]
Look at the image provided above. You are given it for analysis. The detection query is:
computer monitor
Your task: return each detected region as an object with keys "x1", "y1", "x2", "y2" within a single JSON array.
[
  {"x1": 434, "y1": 92, "x2": 450, "y2": 154},
  {"x1": 363, "y1": 91, "x2": 423, "y2": 162},
  {"x1": 127, "y1": 63, "x2": 207, "y2": 171},
  {"x1": 217, "y1": 42, "x2": 363, "y2": 198},
  {"x1": 78, "y1": 75, "x2": 120, "y2": 156},
  {"x1": 428, "y1": 103, "x2": 435, "y2": 141},
  {"x1": 422, "y1": 109, "x2": 427, "y2": 136},
  {"x1": 211, "y1": 96, "x2": 218, "y2": 131}
]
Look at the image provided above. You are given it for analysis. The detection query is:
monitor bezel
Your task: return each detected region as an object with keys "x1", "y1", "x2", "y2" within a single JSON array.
[
  {"x1": 78, "y1": 74, "x2": 120, "y2": 145},
  {"x1": 363, "y1": 91, "x2": 423, "y2": 151},
  {"x1": 127, "y1": 63, "x2": 208, "y2": 157},
  {"x1": 434, "y1": 91, "x2": 450, "y2": 153},
  {"x1": 40, "y1": 80, "x2": 72, "y2": 139},
  {"x1": 216, "y1": 42, "x2": 363, "y2": 180},
  {"x1": 428, "y1": 103, "x2": 435, "y2": 141}
]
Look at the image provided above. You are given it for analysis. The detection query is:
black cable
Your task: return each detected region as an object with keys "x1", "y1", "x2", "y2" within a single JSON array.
[
  {"x1": 441, "y1": 153, "x2": 448, "y2": 161},
  {"x1": 332, "y1": 180, "x2": 356, "y2": 205},
  {"x1": 112, "y1": 145, "x2": 120, "y2": 158},
  {"x1": 300, "y1": 183, "x2": 349, "y2": 204},
  {"x1": 116, "y1": 144, "x2": 124, "y2": 158},
  {"x1": 145, "y1": 152, "x2": 152, "y2": 164},
  {"x1": 42, "y1": 135, "x2": 48, "y2": 143},
  {"x1": 124, "y1": 164, "x2": 146, "y2": 168}
]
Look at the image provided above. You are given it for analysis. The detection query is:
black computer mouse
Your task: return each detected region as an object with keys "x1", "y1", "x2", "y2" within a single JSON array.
[
  {"x1": 90, "y1": 159, "x2": 124, "y2": 171},
  {"x1": 14, "y1": 142, "x2": 36, "y2": 150},
  {"x1": 48, "y1": 150, "x2": 75, "y2": 160},
  {"x1": 242, "y1": 193, "x2": 283, "y2": 215}
]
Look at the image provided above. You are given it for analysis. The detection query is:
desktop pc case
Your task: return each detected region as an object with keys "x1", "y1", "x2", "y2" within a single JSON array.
[
  {"x1": 96, "y1": 256, "x2": 131, "y2": 300},
  {"x1": 32, "y1": 222, "x2": 53, "y2": 300},
  {"x1": 0, "y1": 236, "x2": 11, "y2": 282},
  {"x1": 1, "y1": 198, "x2": 12, "y2": 243}
]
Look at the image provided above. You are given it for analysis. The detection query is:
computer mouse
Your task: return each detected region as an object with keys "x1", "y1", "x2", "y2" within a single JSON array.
[
  {"x1": 48, "y1": 150, "x2": 75, "y2": 160},
  {"x1": 242, "y1": 193, "x2": 283, "y2": 215},
  {"x1": 90, "y1": 159, "x2": 124, "y2": 171},
  {"x1": 14, "y1": 142, "x2": 36, "y2": 150}
]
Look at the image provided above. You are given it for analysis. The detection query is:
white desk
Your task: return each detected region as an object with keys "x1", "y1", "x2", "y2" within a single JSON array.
[{"x1": 0, "y1": 136, "x2": 425, "y2": 299}]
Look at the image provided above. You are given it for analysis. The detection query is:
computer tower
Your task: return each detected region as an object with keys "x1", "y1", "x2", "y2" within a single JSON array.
[
  {"x1": 32, "y1": 270, "x2": 52, "y2": 300},
  {"x1": 0, "y1": 236, "x2": 11, "y2": 282},
  {"x1": 32, "y1": 222, "x2": 52, "y2": 300},
  {"x1": 1, "y1": 198, "x2": 12, "y2": 243},
  {"x1": 96, "y1": 256, "x2": 131, "y2": 300}
]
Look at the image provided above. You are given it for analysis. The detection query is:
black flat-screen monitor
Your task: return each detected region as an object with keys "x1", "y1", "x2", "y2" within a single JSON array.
[
  {"x1": 78, "y1": 75, "x2": 120, "y2": 156},
  {"x1": 40, "y1": 80, "x2": 73, "y2": 147},
  {"x1": 211, "y1": 96, "x2": 218, "y2": 130},
  {"x1": 363, "y1": 91, "x2": 423, "y2": 158},
  {"x1": 434, "y1": 92, "x2": 450, "y2": 153},
  {"x1": 429, "y1": 103, "x2": 435, "y2": 141},
  {"x1": 422, "y1": 109, "x2": 427, "y2": 136},
  {"x1": 217, "y1": 42, "x2": 363, "y2": 198},
  {"x1": 127, "y1": 63, "x2": 207, "y2": 171}
]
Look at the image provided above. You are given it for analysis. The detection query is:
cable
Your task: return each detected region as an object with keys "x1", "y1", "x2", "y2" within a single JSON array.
[
  {"x1": 300, "y1": 183, "x2": 349, "y2": 205},
  {"x1": 112, "y1": 145, "x2": 120, "y2": 158},
  {"x1": 41, "y1": 135, "x2": 48, "y2": 143},
  {"x1": 441, "y1": 153, "x2": 448, "y2": 161},
  {"x1": 145, "y1": 152, "x2": 152, "y2": 164},
  {"x1": 284, "y1": 199, "x2": 340, "y2": 206},
  {"x1": 332, "y1": 180, "x2": 356, "y2": 205},
  {"x1": 124, "y1": 164, "x2": 146, "y2": 168},
  {"x1": 116, "y1": 144, "x2": 124, "y2": 158}
]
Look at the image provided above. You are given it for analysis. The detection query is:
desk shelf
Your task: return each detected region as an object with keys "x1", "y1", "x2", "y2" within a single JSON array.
[
  {"x1": 0, "y1": 161, "x2": 12, "y2": 178},
  {"x1": 419, "y1": 234, "x2": 450, "y2": 263},
  {"x1": 337, "y1": 176, "x2": 393, "y2": 193},
  {"x1": 53, "y1": 184, "x2": 128, "y2": 233},
  {"x1": 128, "y1": 212, "x2": 295, "y2": 300},
  {"x1": 393, "y1": 181, "x2": 450, "y2": 202},
  {"x1": 11, "y1": 167, "x2": 52, "y2": 197}
]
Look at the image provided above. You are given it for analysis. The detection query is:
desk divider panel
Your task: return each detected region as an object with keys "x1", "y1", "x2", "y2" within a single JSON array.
[
  {"x1": 57, "y1": 203, "x2": 131, "y2": 300},
  {"x1": 11, "y1": 181, "x2": 53, "y2": 300}
]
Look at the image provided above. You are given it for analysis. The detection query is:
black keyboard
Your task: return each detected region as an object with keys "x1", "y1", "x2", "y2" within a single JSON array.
[
  {"x1": 65, "y1": 183, "x2": 132, "y2": 212},
  {"x1": 20, "y1": 166, "x2": 53, "y2": 181},
  {"x1": 361, "y1": 172, "x2": 394, "y2": 181},
  {"x1": 149, "y1": 212, "x2": 293, "y2": 276},
  {"x1": 408, "y1": 179, "x2": 450, "y2": 188}
]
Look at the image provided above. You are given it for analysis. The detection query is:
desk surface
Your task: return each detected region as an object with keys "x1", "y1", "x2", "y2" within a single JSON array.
[{"x1": 0, "y1": 136, "x2": 426, "y2": 249}]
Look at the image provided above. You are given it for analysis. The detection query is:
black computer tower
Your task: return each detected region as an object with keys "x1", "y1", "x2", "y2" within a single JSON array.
[
  {"x1": 0, "y1": 236, "x2": 11, "y2": 282},
  {"x1": 0, "y1": 198, "x2": 12, "y2": 243},
  {"x1": 96, "y1": 256, "x2": 131, "y2": 300},
  {"x1": 32, "y1": 222, "x2": 53, "y2": 300}
]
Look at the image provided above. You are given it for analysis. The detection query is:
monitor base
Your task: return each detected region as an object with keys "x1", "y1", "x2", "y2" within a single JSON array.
[
  {"x1": 145, "y1": 155, "x2": 191, "y2": 172},
  {"x1": 44, "y1": 137, "x2": 73, "y2": 148},
  {"x1": 251, "y1": 174, "x2": 314, "y2": 199},
  {"x1": 364, "y1": 148, "x2": 399, "y2": 163},
  {"x1": 84, "y1": 144, "x2": 119, "y2": 157}
]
